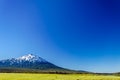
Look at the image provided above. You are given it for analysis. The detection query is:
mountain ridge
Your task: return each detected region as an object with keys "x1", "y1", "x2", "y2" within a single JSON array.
[
  {"x1": 0, "y1": 54, "x2": 61, "y2": 70},
  {"x1": 0, "y1": 54, "x2": 87, "y2": 74}
]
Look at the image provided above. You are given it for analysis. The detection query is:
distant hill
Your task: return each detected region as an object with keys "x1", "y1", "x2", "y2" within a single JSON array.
[{"x1": 0, "y1": 54, "x2": 87, "y2": 74}]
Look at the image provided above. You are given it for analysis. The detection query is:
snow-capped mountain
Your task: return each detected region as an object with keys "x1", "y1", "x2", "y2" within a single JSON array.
[
  {"x1": 17, "y1": 54, "x2": 47, "y2": 62},
  {"x1": 0, "y1": 54, "x2": 87, "y2": 73},
  {"x1": 0, "y1": 54, "x2": 60, "y2": 70}
]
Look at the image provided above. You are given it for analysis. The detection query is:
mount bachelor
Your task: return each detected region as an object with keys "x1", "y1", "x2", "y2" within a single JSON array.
[{"x1": 0, "y1": 54, "x2": 84, "y2": 73}]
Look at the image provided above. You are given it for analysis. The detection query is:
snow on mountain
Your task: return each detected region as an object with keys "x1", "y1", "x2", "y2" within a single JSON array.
[
  {"x1": 0, "y1": 54, "x2": 62, "y2": 70},
  {"x1": 17, "y1": 54, "x2": 47, "y2": 62},
  {"x1": 0, "y1": 54, "x2": 47, "y2": 63}
]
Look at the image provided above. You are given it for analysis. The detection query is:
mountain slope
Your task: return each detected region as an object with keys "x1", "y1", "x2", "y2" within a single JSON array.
[
  {"x1": 0, "y1": 54, "x2": 61, "y2": 70},
  {"x1": 0, "y1": 54, "x2": 87, "y2": 74}
]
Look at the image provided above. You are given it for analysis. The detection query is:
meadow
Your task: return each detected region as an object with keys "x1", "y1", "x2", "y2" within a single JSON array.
[{"x1": 0, "y1": 73, "x2": 120, "y2": 80}]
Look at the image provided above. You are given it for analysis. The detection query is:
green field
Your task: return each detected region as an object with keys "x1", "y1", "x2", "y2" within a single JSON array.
[{"x1": 0, "y1": 73, "x2": 120, "y2": 80}]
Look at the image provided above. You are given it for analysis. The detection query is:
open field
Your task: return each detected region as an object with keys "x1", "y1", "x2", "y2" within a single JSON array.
[{"x1": 0, "y1": 73, "x2": 120, "y2": 80}]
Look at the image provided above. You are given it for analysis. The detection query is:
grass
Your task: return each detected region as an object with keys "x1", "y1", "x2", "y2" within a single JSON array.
[{"x1": 0, "y1": 73, "x2": 120, "y2": 80}]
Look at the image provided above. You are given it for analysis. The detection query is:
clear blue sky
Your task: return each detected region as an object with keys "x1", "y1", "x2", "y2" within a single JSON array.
[{"x1": 0, "y1": 0, "x2": 120, "y2": 73}]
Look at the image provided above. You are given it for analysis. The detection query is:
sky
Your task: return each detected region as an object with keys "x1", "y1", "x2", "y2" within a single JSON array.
[{"x1": 0, "y1": 0, "x2": 120, "y2": 73}]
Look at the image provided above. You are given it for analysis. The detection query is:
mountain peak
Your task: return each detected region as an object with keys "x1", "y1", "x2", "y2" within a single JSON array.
[
  {"x1": 17, "y1": 54, "x2": 47, "y2": 62},
  {"x1": 0, "y1": 54, "x2": 64, "y2": 71}
]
